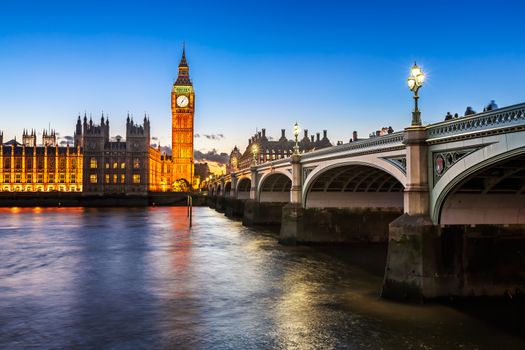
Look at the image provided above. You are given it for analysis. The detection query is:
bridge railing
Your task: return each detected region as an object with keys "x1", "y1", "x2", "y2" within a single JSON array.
[
  {"x1": 301, "y1": 131, "x2": 405, "y2": 161},
  {"x1": 427, "y1": 102, "x2": 525, "y2": 140}
]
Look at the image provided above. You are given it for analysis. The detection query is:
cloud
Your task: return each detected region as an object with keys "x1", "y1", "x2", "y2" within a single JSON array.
[
  {"x1": 58, "y1": 135, "x2": 74, "y2": 146},
  {"x1": 160, "y1": 146, "x2": 172, "y2": 155},
  {"x1": 150, "y1": 146, "x2": 229, "y2": 165},
  {"x1": 194, "y1": 149, "x2": 229, "y2": 164},
  {"x1": 202, "y1": 134, "x2": 225, "y2": 140}
]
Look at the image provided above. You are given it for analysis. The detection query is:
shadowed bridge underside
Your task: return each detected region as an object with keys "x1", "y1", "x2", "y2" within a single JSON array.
[
  {"x1": 305, "y1": 165, "x2": 404, "y2": 209},
  {"x1": 441, "y1": 153, "x2": 525, "y2": 224},
  {"x1": 259, "y1": 173, "x2": 291, "y2": 202}
]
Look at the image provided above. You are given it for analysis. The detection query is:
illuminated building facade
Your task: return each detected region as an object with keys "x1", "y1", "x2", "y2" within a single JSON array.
[
  {"x1": 148, "y1": 145, "x2": 173, "y2": 192},
  {"x1": 0, "y1": 49, "x2": 196, "y2": 194},
  {"x1": 0, "y1": 130, "x2": 83, "y2": 192},
  {"x1": 171, "y1": 46, "x2": 195, "y2": 185}
]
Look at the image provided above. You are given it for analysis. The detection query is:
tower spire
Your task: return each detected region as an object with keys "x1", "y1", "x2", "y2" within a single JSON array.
[
  {"x1": 179, "y1": 42, "x2": 188, "y2": 68},
  {"x1": 175, "y1": 43, "x2": 192, "y2": 86}
]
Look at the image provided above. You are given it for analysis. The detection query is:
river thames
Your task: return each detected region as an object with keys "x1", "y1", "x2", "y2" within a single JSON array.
[{"x1": 0, "y1": 207, "x2": 524, "y2": 349}]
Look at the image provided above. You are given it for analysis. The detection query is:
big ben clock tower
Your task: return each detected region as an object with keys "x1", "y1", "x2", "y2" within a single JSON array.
[{"x1": 171, "y1": 46, "x2": 195, "y2": 186}]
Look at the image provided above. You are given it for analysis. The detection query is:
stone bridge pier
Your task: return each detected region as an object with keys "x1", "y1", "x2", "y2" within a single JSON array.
[
  {"x1": 382, "y1": 123, "x2": 525, "y2": 301},
  {"x1": 243, "y1": 166, "x2": 290, "y2": 227}
]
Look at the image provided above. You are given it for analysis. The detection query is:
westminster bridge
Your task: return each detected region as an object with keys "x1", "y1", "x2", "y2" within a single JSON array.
[{"x1": 207, "y1": 102, "x2": 525, "y2": 301}]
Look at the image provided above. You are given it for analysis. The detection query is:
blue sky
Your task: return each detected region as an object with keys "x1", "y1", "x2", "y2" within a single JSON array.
[{"x1": 0, "y1": 0, "x2": 524, "y2": 153}]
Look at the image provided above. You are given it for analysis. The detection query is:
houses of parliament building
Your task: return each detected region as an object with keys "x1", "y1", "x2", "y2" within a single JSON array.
[{"x1": 0, "y1": 49, "x2": 195, "y2": 194}]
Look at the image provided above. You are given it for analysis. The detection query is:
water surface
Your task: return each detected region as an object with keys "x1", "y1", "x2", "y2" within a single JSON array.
[{"x1": 0, "y1": 207, "x2": 523, "y2": 349}]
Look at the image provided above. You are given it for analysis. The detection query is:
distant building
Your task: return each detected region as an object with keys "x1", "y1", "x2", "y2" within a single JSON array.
[
  {"x1": 230, "y1": 128, "x2": 332, "y2": 171},
  {"x1": 194, "y1": 162, "x2": 211, "y2": 188}
]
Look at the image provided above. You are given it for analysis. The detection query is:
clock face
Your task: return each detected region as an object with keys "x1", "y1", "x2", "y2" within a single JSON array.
[{"x1": 176, "y1": 95, "x2": 189, "y2": 107}]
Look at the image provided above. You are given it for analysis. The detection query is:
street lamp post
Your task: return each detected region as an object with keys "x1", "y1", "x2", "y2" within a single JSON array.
[
  {"x1": 407, "y1": 62, "x2": 426, "y2": 126},
  {"x1": 252, "y1": 143, "x2": 259, "y2": 166},
  {"x1": 293, "y1": 122, "x2": 300, "y2": 155}
]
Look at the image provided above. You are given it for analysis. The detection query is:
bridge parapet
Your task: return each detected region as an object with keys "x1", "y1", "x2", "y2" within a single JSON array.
[
  {"x1": 427, "y1": 102, "x2": 525, "y2": 142},
  {"x1": 301, "y1": 131, "x2": 405, "y2": 161}
]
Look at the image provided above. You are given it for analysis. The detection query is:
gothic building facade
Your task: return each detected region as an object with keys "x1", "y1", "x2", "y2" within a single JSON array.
[
  {"x1": 76, "y1": 115, "x2": 151, "y2": 195},
  {"x1": 0, "y1": 48, "x2": 196, "y2": 194},
  {"x1": 0, "y1": 130, "x2": 83, "y2": 192}
]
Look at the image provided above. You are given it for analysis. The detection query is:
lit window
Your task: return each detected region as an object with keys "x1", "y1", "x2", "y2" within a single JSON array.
[
  {"x1": 120, "y1": 174, "x2": 125, "y2": 184},
  {"x1": 113, "y1": 174, "x2": 117, "y2": 184},
  {"x1": 113, "y1": 162, "x2": 118, "y2": 169},
  {"x1": 105, "y1": 163, "x2": 110, "y2": 169},
  {"x1": 90, "y1": 174, "x2": 97, "y2": 184},
  {"x1": 90, "y1": 158, "x2": 97, "y2": 169},
  {"x1": 105, "y1": 174, "x2": 110, "y2": 184},
  {"x1": 133, "y1": 174, "x2": 140, "y2": 184},
  {"x1": 133, "y1": 158, "x2": 140, "y2": 169},
  {"x1": 121, "y1": 162, "x2": 125, "y2": 169}
]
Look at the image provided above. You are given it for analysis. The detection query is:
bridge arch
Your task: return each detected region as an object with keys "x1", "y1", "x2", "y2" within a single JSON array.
[
  {"x1": 224, "y1": 181, "x2": 232, "y2": 197},
  {"x1": 236, "y1": 177, "x2": 251, "y2": 200},
  {"x1": 433, "y1": 147, "x2": 525, "y2": 224},
  {"x1": 257, "y1": 170, "x2": 292, "y2": 202},
  {"x1": 302, "y1": 160, "x2": 406, "y2": 208}
]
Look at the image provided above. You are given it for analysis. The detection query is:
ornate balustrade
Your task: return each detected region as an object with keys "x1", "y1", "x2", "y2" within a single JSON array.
[
  {"x1": 301, "y1": 131, "x2": 404, "y2": 161},
  {"x1": 427, "y1": 103, "x2": 525, "y2": 140}
]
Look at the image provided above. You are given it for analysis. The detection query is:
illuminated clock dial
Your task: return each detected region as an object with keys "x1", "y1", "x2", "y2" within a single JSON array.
[{"x1": 176, "y1": 95, "x2": 189, "y2": 107}]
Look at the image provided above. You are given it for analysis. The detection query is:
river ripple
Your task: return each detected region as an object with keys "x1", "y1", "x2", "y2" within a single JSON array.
[{"x1": 0, "y1": 207, "x2": 524, "y2": 349}]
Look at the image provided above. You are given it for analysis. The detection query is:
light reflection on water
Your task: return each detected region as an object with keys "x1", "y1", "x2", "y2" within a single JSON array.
[{"x1": 0, "y1": 207, "x2": 524, "y2": 349}]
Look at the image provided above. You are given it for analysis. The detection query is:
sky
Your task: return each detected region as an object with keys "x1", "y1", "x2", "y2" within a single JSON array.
[{"x1": 1, "y1": 0, "x2": 524, "y2": 154}]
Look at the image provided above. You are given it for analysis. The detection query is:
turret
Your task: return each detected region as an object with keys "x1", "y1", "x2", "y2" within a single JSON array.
[
  {"x1": 301, "y1": 129, "x2": 310, "y2": 143},
  {"x1": 280, "y1": 129, "x2": 286, "y2": 141},
  {"x1": 42, "y1": 129, "x2": 57, "y2": 147},
  {"x1": 74, "y1": 115, "x2": 83, "y2": 147},
  {"x1": 23, "y1": 128, "x2": 37, "y2": 147},
  {"x1": 126, "y1": 115, "x2": 150, "y2": 148}
]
